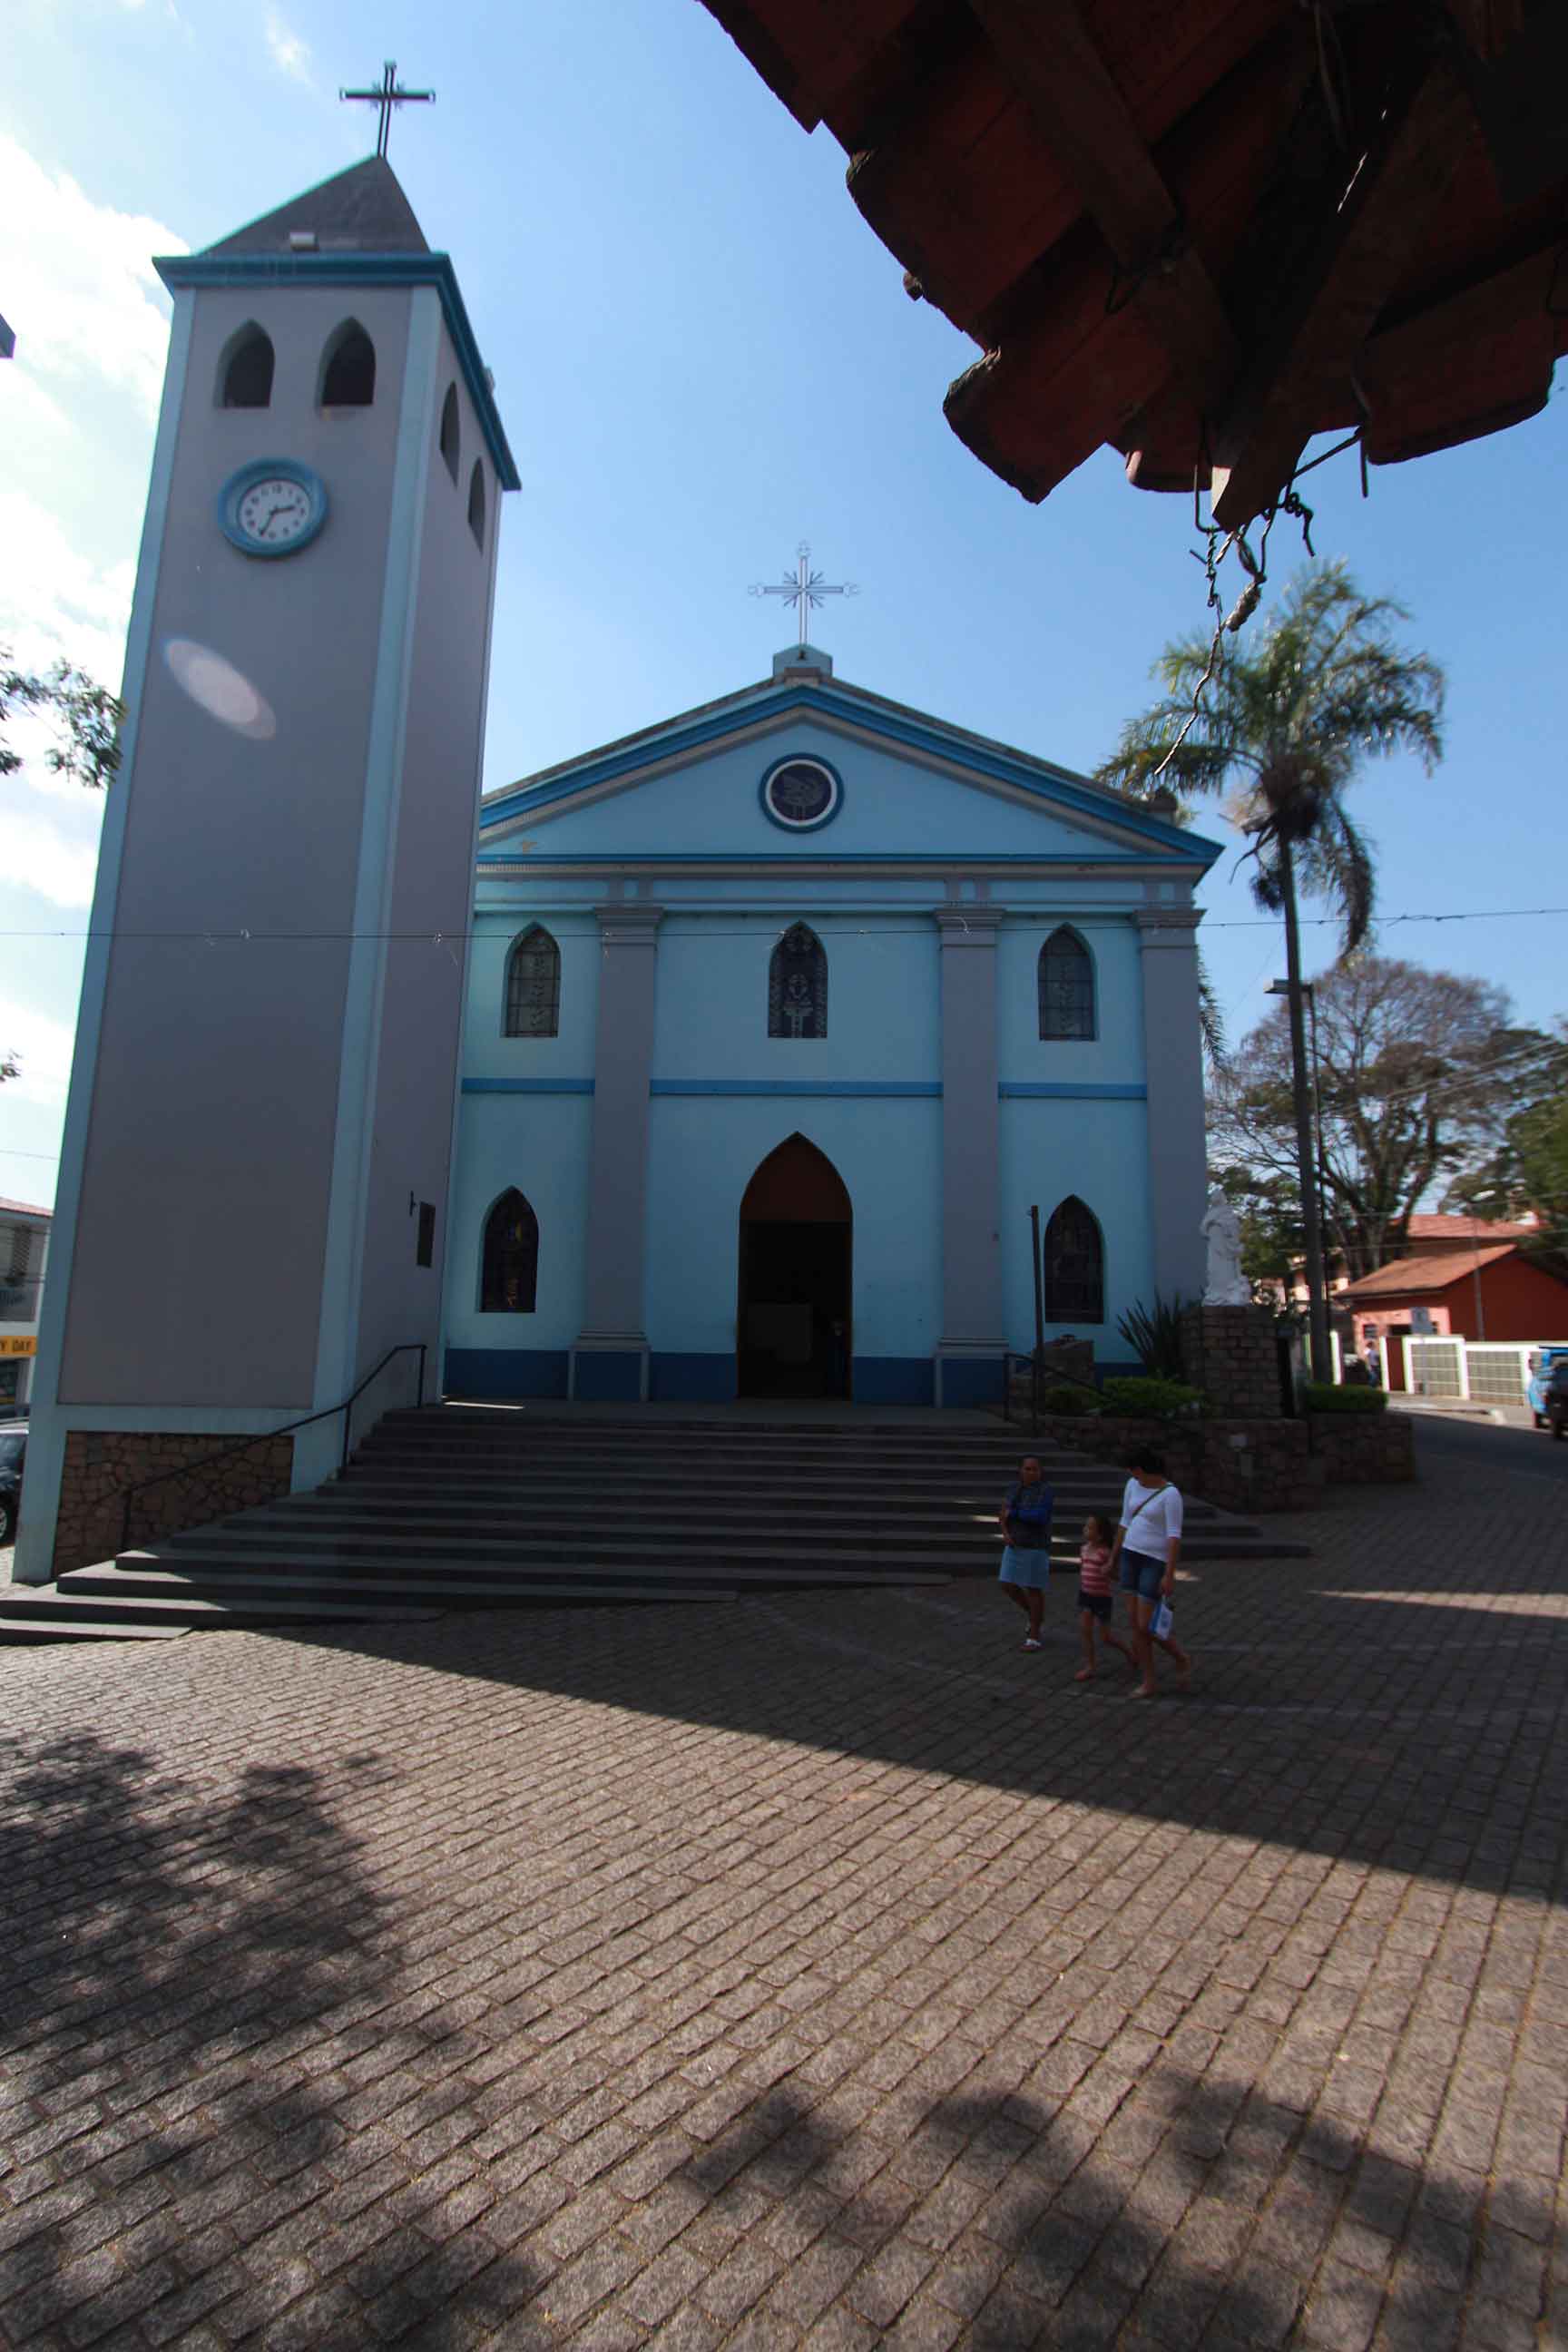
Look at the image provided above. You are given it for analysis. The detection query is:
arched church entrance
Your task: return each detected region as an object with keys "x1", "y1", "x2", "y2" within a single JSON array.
[{"x1": 737, "y1": 1136, "x2": 852, "y2": 1399}]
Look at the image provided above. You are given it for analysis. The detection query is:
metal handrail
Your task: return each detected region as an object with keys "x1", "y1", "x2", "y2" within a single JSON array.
[
  {"x1": 116, "y1": 1339, "x2": 427, "y2": 1554},
  {"x1": 1001, "y1": 1347, "x2": 1104, "y2": 1436}
]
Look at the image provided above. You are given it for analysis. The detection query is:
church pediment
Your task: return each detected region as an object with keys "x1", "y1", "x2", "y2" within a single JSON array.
[{"x1": 478, "y1": 676, "x2": 1220, "y2": 873}]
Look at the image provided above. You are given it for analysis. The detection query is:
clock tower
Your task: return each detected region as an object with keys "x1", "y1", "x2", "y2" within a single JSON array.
[{"x1": 15, "y1": 158, "x2": 517, "y2": 1581}]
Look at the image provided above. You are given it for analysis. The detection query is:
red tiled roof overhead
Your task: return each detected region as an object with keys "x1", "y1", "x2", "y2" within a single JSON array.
[
  {"x1": 0, "y1": 1197, "x2": 50, "y2": 1220},
  {"x1": 698, "y1": 2, "x2": 1568, "y2": 524},
  {"x1": 1339, "y1": 1244, "x2": 1519, "y2": 1299}
]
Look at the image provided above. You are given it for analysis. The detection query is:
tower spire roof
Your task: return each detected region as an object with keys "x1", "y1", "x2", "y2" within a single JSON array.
[{"x1": 203, "y1": 156, "x2": 429, "y2": 259}]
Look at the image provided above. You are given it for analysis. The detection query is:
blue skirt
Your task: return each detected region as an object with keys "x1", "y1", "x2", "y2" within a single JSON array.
[{"x1": 999, "y1": 1546, "x2": 1051, "y2": 1592}]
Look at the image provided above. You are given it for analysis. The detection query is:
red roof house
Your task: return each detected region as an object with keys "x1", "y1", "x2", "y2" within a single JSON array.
[{"x1": 1338, "y1": 1243, "x2": 1568, "y2": 1354}]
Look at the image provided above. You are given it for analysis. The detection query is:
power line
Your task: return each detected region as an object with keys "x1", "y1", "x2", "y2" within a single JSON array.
[{"x1": 0, "y1": 902, "x2": 1564, "y2": 944}]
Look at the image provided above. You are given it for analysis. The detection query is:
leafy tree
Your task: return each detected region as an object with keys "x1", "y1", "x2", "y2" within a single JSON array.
[
  {"x1": 1, "y1": 644, "x2": 123, "y2": 794},
  {"x1": 1210, "y1": 957, "x2": 1559, "y2": 1279},
  {"x1": 1446, "y1": 1023, "x2": 1568, "y2": 1269},
  {"x1": 1210, "y1": 1164, "x2": 1303, "y2": 1299},
  {"x1": 1096, "y1": 561, "x2": 1444, "y2": 954},
  {"x1": 1099, "y1": 559, "x2": 1446, "y2": 1374},
  {"x1": 1, "y1": 643, "x2": 123, "y2": 1080}
]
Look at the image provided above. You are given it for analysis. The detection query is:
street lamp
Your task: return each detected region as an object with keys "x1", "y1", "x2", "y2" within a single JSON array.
[{"x1": 1266, "y1": 975, "x2": 1331, "y2": 1381}]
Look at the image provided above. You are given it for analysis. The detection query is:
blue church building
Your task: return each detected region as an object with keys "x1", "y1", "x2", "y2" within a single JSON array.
[{"x1": 444, "y1": 642, "x2": 1221, "y2": 1408}]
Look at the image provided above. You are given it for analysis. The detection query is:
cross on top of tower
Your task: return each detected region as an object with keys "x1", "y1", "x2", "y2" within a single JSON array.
[
  {"x1": 339, "y1": 62, "x2": 436, "y2": 160},
  {"x1": 750, "y1": 542, "x2": 858, "y2": 648}
]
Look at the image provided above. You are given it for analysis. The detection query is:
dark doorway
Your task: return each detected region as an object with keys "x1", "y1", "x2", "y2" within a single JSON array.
[{"x1": 738, "y1": 1136, "x2": 852, "y2": 1398}]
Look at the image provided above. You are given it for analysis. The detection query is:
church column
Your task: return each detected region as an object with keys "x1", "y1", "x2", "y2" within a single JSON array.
[
  {"x1": 1136, "y1": 907, "x2": 1208, "y2": 1301},
  {"x1": 935, "y1": 906, "x2": 1006, "y2": 1406},
  {"x1": 571, "y1": 904, "x2": 664, "y2": 1401}
]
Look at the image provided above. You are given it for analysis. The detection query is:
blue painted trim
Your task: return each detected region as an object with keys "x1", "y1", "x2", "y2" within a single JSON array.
[
  {"x1": 650, "y1": 1080, "x2": 941, "y2": 1098},
  {"x1": 216, "y1": 457, "x2": 328, "y2": 556},
  {"x1": 477, "y1": 682, "x2": 1221, "y2": 865},
  {"x1": 853, "y1": 1357, "x2": 935, "y2": 1406},
  {"x1": 1000, "y1": 1082, "x2": 1147, "y2": 1101},
  {"x1": 572, "y1": 1349, "x2": 645, "y2": 1403},
  {"x1": 476, "y1": 852, "x2": 1170, "y2": 870},
  {"x1": 154, "y1": 250, "x2": 521, "y2": 491},
  {"x1": 650, "y1": 1353, "x2": 737, "y2": 1403},
  {"x1": 445, "y1": 1348, "x2": 568, "y2": 1399},
  {"x1": 463, "y1": 1077, "x2": 595, "y2": 1094},
  {"x1": 758, "y1": 752, "x2": 843, "y2": 834},
  {"x1": 939, "y1": 1357, "x2": 1005, "y2": 1409}
]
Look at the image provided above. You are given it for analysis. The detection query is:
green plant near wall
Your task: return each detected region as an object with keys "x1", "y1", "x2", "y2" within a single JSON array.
[
  {"x1": 1303, "y1": 1382, "x2": 1387, "y2": 1415},
  {"x1": 1116, "y1": 1292, "x2": 1194, "y2": 1379},
  {"x1": 1100, "y1": 1375, "x2": 1206, "y2": 1418}
]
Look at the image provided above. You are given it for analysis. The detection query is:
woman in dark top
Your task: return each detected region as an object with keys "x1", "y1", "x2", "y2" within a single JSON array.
[{"x1": 998, "y1": 1454, "x2": 1054, "y2": 1651}]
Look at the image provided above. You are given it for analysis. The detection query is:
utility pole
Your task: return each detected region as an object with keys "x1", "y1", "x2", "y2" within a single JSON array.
[{"x1": 1272, "y1": 842, "x2": 1332, "y2": 1382}]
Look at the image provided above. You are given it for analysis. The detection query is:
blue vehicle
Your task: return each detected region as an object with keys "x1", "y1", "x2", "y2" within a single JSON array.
[{"x1": 1527, "y1": 1347, "x2": 1568, "y2": 1427}]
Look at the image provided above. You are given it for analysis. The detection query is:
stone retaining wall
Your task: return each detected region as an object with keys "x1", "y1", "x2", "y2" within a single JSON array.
[
  {"x1": 54, "y1": 1429, "x2": 296, "y2": 1574},
  {"x1": 1026, "y1": 1405, "x2": 1415, "y2": 1514},
  {"x1": 1179, "y1": 1303, "x2": 1282, "y2": 1417}
]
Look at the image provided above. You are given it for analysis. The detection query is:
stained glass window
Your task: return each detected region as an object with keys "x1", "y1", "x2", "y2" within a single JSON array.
[
  {"x1": 1044, "y1": 1196, "x2": 1104, "y2": 1323},
  {"x1": 769, "y1": 924, "x2": 828, "y2": 1039},
  {"x1": 1038, "y1": 927, "x2": 1095, "y2": 1040},
  {"x1": 505, "y1": 926, "x2": 560, "y2": 1037},
  {"x1": 481, "y1": 1190, "x2": 538, "y2": 1314}
]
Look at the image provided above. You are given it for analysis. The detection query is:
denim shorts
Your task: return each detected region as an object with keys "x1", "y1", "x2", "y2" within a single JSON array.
[
  {"x1": 1119, "y1": 1549, "x2": 1165, "y2": 1602},
  {"x1": 1077, "y1": 1589, "x2": 1112, "y2": 1622}
]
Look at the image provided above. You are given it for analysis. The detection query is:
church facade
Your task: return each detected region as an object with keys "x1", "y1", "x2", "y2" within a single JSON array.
[{"x1": 445, "y1": 645, "x2": 1221, "y2": 1407}]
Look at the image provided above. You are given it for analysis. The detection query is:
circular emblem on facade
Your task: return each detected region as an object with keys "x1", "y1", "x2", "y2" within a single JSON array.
[
  {"x1": 759, "y1": 755, "x2": 843, "y2": 833},
  {"x1": 217, "y1": 458, "x2": 329, "y2": 558}
]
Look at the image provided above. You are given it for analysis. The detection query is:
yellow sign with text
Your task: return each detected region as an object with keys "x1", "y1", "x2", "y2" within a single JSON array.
[{"x1": 0, "y1": 1335, "x2": 37, "y2": 1357}]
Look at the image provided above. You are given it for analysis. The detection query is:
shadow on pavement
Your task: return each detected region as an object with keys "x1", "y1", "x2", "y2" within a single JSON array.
[{"x1": 0, "y1": 1733, "x2": 540, "y2": 2349}]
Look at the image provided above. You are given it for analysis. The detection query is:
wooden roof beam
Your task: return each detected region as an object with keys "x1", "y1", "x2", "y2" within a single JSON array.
[
  {"x1": 1207, "y1": 55, "x2": 1475, "y2": 531},
  {"x1": 966, "y1": 0, "x2": 1239, "y2": 404}
]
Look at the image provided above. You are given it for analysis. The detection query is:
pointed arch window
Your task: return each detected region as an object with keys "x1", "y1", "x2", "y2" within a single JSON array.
[
  {"x1": 319, "y1": 320, "x2": 376, "y2": 407},
  {"x1": 219, "y1": 323, "x2": 274, "y2": 409},
  {"x1": 439, "y1": 384, "x2": 461, "y2": 483},
  {"x1": 481, "y1": 1190, "x2": 538, "y2": 1313},
  {"x1": 1038, "y1": 926, "x2": 1095, "y2": 1040},
  {"x1": 467, "y1": 460, "x2": 486, "y2": 548},
  {"x1": 768, "y1": 924, "x2": 828, "y2": 1039},
  {"x1": 1044, "y1": 1197, "x2": 1104, "y2": 1323},
  {"x1": 505, "y1": 925, "x2": 560, "y2": 1037}
]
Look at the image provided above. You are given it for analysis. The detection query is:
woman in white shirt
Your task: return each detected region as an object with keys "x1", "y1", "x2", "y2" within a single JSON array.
[{"x1": 1109, "y1": 1447, "x2": 1193, "y2": 1700}]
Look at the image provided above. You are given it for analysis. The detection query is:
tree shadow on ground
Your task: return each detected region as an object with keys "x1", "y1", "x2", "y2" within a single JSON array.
[
  {"x1": 0, "y1": 1733, "x2": 540, "y2": 2350},
  {"x1": 294, "y1": 1547, "x2": 1568, "y2": 1909},
  {"x1": 674, "y1": 2064, "x2": 1557, "y2": 2347}
]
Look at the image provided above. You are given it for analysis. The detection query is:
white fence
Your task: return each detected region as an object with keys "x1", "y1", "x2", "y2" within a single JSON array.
[{"x1": 1398, "y1": 1337, "x2": 1567, "y2": 1408}]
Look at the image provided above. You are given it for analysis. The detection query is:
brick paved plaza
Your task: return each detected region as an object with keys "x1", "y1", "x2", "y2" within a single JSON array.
[{"x1": 2, "y1": 1418, "x2": 1564, "y2": 2351}]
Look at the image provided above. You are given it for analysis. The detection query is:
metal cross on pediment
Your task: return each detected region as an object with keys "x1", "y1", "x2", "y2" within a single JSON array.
[
  {"x1": 750, "y1": 542, "x2": 858, "y2": 644},
  {"x1": 339, "y1": 61, "x2": 436, "y2": 160}
]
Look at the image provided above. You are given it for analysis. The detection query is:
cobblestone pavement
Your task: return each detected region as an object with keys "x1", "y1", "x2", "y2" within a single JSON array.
[{"x1": 2, "y1": 1424, "x2": 1564, "y2": 2351}]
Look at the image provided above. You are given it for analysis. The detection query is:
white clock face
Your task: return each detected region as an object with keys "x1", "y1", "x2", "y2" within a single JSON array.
[{"x1": 236, "y1": 476, "x2": 315, "y2": 547}]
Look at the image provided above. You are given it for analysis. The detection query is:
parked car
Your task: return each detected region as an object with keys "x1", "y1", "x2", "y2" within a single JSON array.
[
  {"x1": 1544, "y1": 1360, "x2": 1568, "y2": 1442},
  {"x1": 0, "y1": 1421, "x2": 25, "y2": 1546},
  {"x1": 1527, "y1": 1346, "x2": 1568, "y2": 1428}
]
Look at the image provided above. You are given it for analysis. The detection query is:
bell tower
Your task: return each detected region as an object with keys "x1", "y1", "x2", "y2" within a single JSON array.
[{"x1": 16, "y1": 158, "x2": 517, "y2": 1580}]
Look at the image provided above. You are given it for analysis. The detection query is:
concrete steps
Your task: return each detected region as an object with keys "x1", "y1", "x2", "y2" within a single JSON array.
[{"x1": 0, "y1": 1403, "x2": 1308, "y2": 1643}]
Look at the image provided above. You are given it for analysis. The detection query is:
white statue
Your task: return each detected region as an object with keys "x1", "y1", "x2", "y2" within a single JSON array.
[{"x1": 1201, "y1": 1190, "x2": 1251, "y2": 1306}]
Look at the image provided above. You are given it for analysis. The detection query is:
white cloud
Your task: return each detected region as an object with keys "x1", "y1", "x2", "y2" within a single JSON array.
[
  {"x1": 0, "y1": 999, "x2": 79, "y2": 1107},
  {"x1": 2, "y1": 805, "x2": 103, "y2": 910},
  {"x1": 0, "y1": 491, "x2": 136, "y2": 690},
  {"x1": 264, "y1": 9, "x2": 312, "y2": 84},
  {"x1": 0, "y1": 132, "x2": 181, "y2": 418}
]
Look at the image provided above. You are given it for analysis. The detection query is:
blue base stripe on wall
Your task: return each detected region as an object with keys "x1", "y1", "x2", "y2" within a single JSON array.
[
  {"x1": 650, "y1": 1354, "x2": 738, "y2": 1402},
  {"x1": 572, "y1": 1350, "x2": 646, "y2": 1403},
  {"x1": 445, "y1": 1348, "x2": 568, "y2": 1399},
  {"x1": 852, "y1": 1357, "x2": 936, "y2": 1406}
]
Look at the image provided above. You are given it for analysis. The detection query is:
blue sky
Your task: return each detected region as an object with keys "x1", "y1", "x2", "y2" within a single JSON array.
[{"x1": 3, "y1": 0, "x2": 1564, "y2": 1207}]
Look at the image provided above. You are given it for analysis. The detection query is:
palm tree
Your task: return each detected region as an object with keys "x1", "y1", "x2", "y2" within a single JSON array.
[{"x1": 1097, "y1": 561, "x2": 1445, "y2": 1378}]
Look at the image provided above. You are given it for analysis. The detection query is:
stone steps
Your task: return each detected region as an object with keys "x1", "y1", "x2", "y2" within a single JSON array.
[{"x1": 0, "y1": 1401, "x2": 1308, "y2": 1642}]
